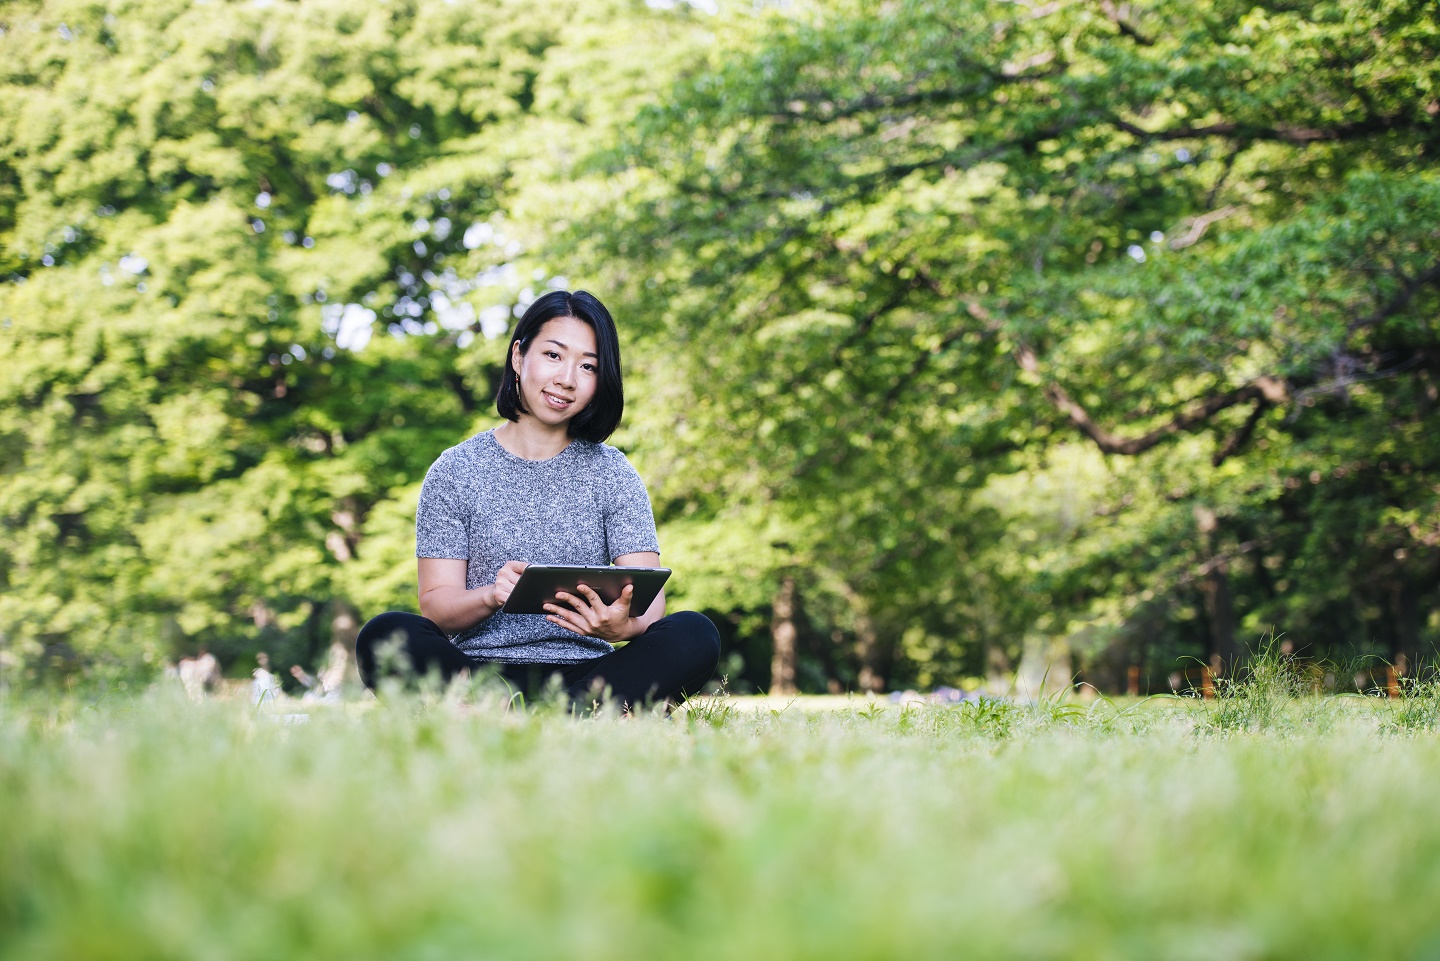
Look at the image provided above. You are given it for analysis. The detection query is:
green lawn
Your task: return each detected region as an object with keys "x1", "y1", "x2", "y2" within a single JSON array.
[{"x1": 3, "y1": 685, "x2": 1439, "y2": 960}]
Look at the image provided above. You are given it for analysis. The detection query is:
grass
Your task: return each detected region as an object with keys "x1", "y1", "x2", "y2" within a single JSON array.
[{"x1": 4, "y1": 677, "x2": 1440, "y2": 960}]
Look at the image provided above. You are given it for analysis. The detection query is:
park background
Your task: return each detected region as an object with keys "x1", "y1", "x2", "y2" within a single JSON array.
[{"x1": 2, "y1": 0, "x2": 1438, "y2": 696}]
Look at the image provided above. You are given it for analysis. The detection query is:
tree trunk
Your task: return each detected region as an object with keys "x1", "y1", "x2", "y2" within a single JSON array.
[
  {"x1": 985, "y1": 642, "x2": 1012, "y2": 695},
  {"x1": 837, "y1": 582, "x2": 885, "y2": 693},
  {"x1": 769, "y1": 576, "x2": 798, "y2": 696},
  {"x1": 1203, "y1": 560, "x2": 1237, "y2": 671},
  {"x1": 329, "y1": 599, "x2": 362, "y2": 687},
  {"x1": 1195, "y1": 505, "x2": 1238, "y2": 675},
  {"x1": 1015, "y1": 634, "x2": 1073, "y2": 702},
  {"x1": 324, "y1": 496, "x2": 365, "y2": 689},
  {"x1": 1389, "y1": 581, "x2": 1420, "y2": 679},
  {"x1": 854, "y1": 613, "x2": 884, "y2": 694}
]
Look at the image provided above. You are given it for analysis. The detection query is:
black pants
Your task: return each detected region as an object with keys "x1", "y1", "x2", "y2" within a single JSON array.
[{"x1": 356, "y1": 610, "x2": 721, "y2": 710}]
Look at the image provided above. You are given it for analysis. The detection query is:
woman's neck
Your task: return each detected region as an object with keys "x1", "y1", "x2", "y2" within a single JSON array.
[{"x1": 493, "y1": 418, "x2": 573, "y2": 461}]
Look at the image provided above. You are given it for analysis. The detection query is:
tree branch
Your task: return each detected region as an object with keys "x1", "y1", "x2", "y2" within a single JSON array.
[
  {"x1": 834, "y1": 281, "x2": 911, "y2": 360},
  {"x1": 1347, "y1": 259, "x2": 1440, "y2": 333},
  {"x1": 1038, "y1": 376, "x2": 1289, "y2": 456},
  {"x1": 881, "y1": 326, "x2": 973, "y2": 411},
  {"x1": 1290, "y1": 352, "x2": 1430, "y2": 407},
  {"x1": 1169, "y1": 205, "x2": 1239, "y2": 250},
  {"x1": 1098, "y1": 0, "x2": 1154, "y2": 45},
  {"x1": 1204, "y1": 146, "x2": 1242, "y2": 209},
  {"x1": 961, "y1": 299, "x2": 1293, "y2": 458},
  {"x1": 1111, "y1": 112, "x2": 1413, "y2": 145},
  {"x1": 1181, "y1": 541, "x2": 1259, "y2": 586},
  {"x1": 769, "y1": 63, "x2": 1064, "y2": 125},
  {"x1": 1211, "y1": 399, "x2": 1269, "y2": 467}
]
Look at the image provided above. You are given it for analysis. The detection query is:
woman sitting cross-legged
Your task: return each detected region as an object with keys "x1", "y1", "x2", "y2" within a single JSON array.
[{"x1": 356, "y1": 289, "x2": 720, "y2": 711}]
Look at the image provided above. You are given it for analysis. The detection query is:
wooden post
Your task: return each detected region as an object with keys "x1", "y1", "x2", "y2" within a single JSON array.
[
  {"x1": 1386, "y1": 664, "x2": 1400, "y2": 698},
  {"x1": 1202, "y1": 655, "x2": 1220, "y2": 700},
  {"x1": 1126, "y1": 665, "x2": 1141, "y2": 697}
]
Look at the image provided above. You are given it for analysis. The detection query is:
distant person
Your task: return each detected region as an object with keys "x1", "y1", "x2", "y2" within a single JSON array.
[
  {"x1": 290, "y1": 663, "x2": 318, "y2": 691},
  {"x1": 289, "y1": 641, "x2": 350, "y2": 703},
  {"x1": 176, "y1": 650, "x2": 221, "y2": 701},
  {"x1": 355, "y1": 290, "x2": 719, "y2": 711},
  {"x1": 251, "y1": 651, "x2": 282, "y2": 705}
]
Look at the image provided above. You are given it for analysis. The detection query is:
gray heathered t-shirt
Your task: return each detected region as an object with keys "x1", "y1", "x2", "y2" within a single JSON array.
[{"x1": 414, "y1": 429, "x2": 661, "y2": 663}]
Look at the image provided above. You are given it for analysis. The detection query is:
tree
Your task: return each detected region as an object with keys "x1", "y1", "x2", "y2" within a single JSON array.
[
  {"x1": 0, "y1": 0, "x2": 710, "y2": 681},
  {"x1": 575, "y1": 0, "x2": 1440, "y2": 684},
  {"x1": 5, "y1": 0, "x2": 1437, "y2": 690}
]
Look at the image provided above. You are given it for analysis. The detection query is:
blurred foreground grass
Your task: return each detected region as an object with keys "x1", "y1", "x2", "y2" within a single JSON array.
[{"x1": 3, "y1": 686, "x2": 1440, "y2": 961}]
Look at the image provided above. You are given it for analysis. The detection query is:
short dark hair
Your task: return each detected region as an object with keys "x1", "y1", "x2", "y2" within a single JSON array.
[{"x1": 496, "y1": 289, "x2": 625, "y2": 443}]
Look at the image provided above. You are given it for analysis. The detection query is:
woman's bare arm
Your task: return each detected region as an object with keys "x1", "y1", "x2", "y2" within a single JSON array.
[{"x1": 417, "y1": 557, "x2": 528, "y2": 634}]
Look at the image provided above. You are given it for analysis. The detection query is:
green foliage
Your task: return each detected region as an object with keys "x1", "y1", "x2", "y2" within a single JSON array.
[
  {"x1": 0, "y1": 0, "x2": 709, "y2": 681},
  {"x1": 574, "y1": 0, "x2": 1440, "y2": 684},
  {"x1": 2, "y1": 0, "x2": 1438, "y2": 689}
]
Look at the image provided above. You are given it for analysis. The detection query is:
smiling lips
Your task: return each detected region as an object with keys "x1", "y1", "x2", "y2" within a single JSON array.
[{"x1": 542, "y1": 390, "x2": 574, "y2": 410}]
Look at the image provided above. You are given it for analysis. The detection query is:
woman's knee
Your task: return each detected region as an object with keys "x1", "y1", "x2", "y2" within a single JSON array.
[
  {"x1": 663, "y1": 611, "x2": 721, "y2": 671},
  {"x1": 358, "y1": 611, "x2": 417, "y2": 649}
]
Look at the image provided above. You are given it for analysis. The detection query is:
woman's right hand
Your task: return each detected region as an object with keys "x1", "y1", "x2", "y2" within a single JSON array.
[{"x1": 489, "y1": 560, "x2": 530, "y2": 609}]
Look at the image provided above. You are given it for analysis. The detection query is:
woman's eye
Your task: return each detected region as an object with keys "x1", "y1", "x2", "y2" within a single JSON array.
[
  {"x1": 544, "y1": 351, "x2": 560, "y2": 359},
  {"x1": 582, "y1": 363, "x2": 596, "y2": 373}
]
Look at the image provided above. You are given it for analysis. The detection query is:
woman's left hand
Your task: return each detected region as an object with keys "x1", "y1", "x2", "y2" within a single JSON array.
[{"x1": 545, "y1": 584, "x2": 643, "y2": 642}]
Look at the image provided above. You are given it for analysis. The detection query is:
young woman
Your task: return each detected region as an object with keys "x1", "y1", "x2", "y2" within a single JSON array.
[{"x1": 355, "y1": 289, "x2": 720, "y2": 710}]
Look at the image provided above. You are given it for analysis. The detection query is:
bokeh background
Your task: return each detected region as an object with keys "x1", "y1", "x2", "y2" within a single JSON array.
[{"x1": 2, "y1": 0, "x2": 1437, "y2": 694}]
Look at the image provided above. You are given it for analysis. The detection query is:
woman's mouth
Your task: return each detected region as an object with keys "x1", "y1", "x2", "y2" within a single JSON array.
[{"x1": 542, "y1": 390, "x2": 574, "y2": 410}]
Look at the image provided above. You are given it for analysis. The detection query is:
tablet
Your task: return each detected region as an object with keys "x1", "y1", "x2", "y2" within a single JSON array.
[{"x1": 500, "y1": 565, "x2": 671, "y2": 617}]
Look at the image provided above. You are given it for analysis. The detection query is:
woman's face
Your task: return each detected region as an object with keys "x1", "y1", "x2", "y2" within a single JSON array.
[{"x1": 511, "y1": 316, "x2": 600, "y2": 427}]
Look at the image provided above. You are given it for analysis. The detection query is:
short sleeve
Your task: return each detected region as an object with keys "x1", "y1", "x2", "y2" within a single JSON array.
[
  {"x1": 415, "y1": 452, "x2": 471, "y2": 559},
  {"x1": 603, "y1": 450, "x2": 661, "y2": 561}
]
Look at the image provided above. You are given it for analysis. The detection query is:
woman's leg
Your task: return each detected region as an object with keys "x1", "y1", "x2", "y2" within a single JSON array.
[
  {"x1": 561, "y1": 611, "x2": 721, "y2": 710},
  {"x1": 355, "y1": 611, "x2": 479, "y2": 691}
]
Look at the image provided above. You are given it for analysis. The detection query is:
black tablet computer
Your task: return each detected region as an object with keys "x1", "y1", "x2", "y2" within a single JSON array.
[{"x1": 501, "y1": 565, "x2": 671, "y2": 617}]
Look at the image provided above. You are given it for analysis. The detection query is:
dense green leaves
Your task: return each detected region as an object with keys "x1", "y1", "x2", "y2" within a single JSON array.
[
  {"x1": 1, "y1": 0, "x2": 1436, "y2": 690},
  {"x1": 0, "y1": 0, "x2": 702, "y2": 679},
  {"x1": 582, "y1": 0, "x2": 1440, "y2": 687}
]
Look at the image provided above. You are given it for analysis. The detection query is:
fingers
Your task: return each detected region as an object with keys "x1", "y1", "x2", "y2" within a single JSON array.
[
  {"x1": 552, "y1": 589, "x2": 581, "y2": 608},
  {"x1": 574, "y1": 583, "x2": 633, "y2": 612},
  {"x1": 546, "y1": 589, "x2": 605, "y2": 637},
  {"x1": 549, "y1": 591, "x2": 595, "y2": 620},
  {"x1": 495, "y1": 561, "x2": 529, "y2": 593},
  {"x1": 544, "y1": 595, "x2": 593, "y2": 635},
  {"x1": 492, "y1": 561, "x2": 530, "y2": 607},
  {"x1": 543, "y1": 584, "x2": 641, "y2": 641},
  {"x1": 545, "y1": 610, "x2": 590, "y2": 635},
  {"x1": 604, "y1": 584, "x2": 634, "y2": 616}
]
